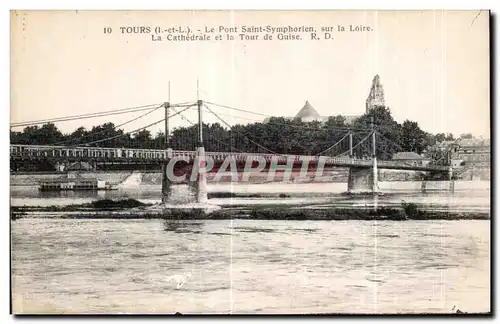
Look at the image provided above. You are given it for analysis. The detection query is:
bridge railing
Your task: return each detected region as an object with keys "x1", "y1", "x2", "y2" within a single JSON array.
[
  {"x1": 11, "y1": 144, "x2": 364, "y2": 164},
  {"x1": 10, "y1": 144, "x2": 169, "y2": 160}
]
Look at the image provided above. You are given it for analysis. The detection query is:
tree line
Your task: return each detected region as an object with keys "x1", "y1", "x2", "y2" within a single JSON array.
[{"x1": 11, "y1": 106, "x2": 461, "y2": 161}]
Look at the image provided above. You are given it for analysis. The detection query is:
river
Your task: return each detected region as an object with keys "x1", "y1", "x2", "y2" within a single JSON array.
[{"x1": 10, "y1": 181, "x2": 491, "y2": 314}]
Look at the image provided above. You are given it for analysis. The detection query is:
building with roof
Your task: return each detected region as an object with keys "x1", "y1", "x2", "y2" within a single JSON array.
[
  {"x1": 427, "y1": 137, "x2": 490, "y2": 171},
  {"x1": 392, "y1": 152, "x2": 430, "y2": 166},
  {"x1": 263, "y1": 100, "x2": 362, "y2": 125},
  {"x1": 450, "y1": 138, "x2": 490, "y2": 168},
  {"x1": 294, "y1": 101, "x2": 323, "y2": 123}
]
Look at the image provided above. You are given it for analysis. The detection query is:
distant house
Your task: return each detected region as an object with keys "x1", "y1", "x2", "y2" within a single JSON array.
[
  {"x1": 392, "y1": 152, "x2": 430, "y2": 166},
  {"x1": 431, "y1": 138, "x2": 490, "y2": 168},
  {"x1": 450, "y1": 138, "x2": 490, "y2": 168}
]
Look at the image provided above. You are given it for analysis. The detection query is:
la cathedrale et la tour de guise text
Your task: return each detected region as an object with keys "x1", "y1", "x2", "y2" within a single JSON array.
[{"x1": 111, "y1": 24, "x2": 373, "y2": 42}]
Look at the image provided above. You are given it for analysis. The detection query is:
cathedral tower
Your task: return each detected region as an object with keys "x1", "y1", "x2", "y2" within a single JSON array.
[{"x1": 365, "y1": 75, "x2": 385, "y2": 113}]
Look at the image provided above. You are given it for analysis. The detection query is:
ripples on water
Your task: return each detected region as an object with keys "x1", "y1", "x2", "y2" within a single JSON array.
[
  {"x1": 10, "y1": 182, "x2": 490, "y2": 313},
  {"x1": 12, "y1": 218, "x2": 490, "y2": 314}
]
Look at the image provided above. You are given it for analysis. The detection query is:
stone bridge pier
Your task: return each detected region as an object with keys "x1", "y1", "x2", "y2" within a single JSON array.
[
  {"x1": 161, "y1": 151, "x2": 209, "y2": 205},
  {"x1": 161, "y1": 149, "x2": 174, "y2": 203},
  {"x1": 191, "y1": 146, "x2": 208, "y2": 204},
  {"x1": 347, "y1": 158, "x2": 379, "y2": 194},
  {"x1": 161, "y1": 97, "x2": 209, "y2": 205}
]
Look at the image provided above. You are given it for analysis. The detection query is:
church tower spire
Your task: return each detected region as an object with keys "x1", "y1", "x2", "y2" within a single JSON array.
[{"x1": 365, "y1": 75, "x2": 385, "y2": 113}]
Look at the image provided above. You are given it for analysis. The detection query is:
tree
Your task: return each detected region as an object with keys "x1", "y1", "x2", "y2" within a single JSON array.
[
  {"x1": 170, "y1": 124, "x2": 198, "y2": 151},
  {"x1": 324, "y1": 115, "x2": 346, "y2": 128},
  {"x1": 68, "y1": 127, "x2": 88, "y2": 144},
  {"x1": 460, "y1": 133, "x2": 473, "y2": 139},
  {"x1": 86, "y1": 123, "x2": 120, "y2": 147},
  {"x1": 400, "y1": 120, "x2": 428, "y2": 154},
  {"x1": 352, "y1": 106, "x2": 401, "y2": 160},
  {"x1": 133, "y1": 129, "x2": 152, "y2": 148},
  {"x1": 434, "y1": 133, "x2": 446, "y2": 143},
  {"x1": 13, "y1": 123, "x2": 64, "y2": 145},
  {"x1": 10, "y1": 130, "x2": 25, "y2": 144},
  {"x1": 153, "y1": 131, "x2": 166, "y2": 149}
]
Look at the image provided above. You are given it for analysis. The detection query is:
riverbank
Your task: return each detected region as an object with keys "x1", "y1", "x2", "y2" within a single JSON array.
[
  {"x1": 11, "y1": 169, "x2": 474, "y2": 186},
  {"x1": 10, "y1": 199, "x2": 490, "y2": 221}
]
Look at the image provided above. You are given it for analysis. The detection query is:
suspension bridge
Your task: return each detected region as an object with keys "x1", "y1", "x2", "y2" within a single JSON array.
[{"x1": 10, "y1": 99, "x2": 454, "y2": 203}]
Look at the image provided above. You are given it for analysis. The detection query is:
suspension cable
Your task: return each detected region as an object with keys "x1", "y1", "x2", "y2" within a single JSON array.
[
  {"x1": 432, "y1": 137, "x2": 465, "y2": 164},
  {"x1": 203, "y1": 104, "x2": 280, "y2": 155},
  {"x1": 170, "y1": 106, "x2": 243, "y2": 153},
  {"x1": 26, "y1": 105, "x2": 194, "y2": 152},
  {"x1": 314, "y1": 131, "x2": 351, "y2": 156},
  {"x1": 205, "y1": 102, "x2": 361, "y2": 155},
  {"x1": 333, "y1": 131, "x2": 373, "y2": 158},
  {"x1": 11, "y1": 103, "x2": 161, "y2": 127},
  {"x1": 67, "y1": 104, "x2": 194, "y2": 148},
  {"x1": 204, "y1": 101, "x2": 371, "y2": 133},
  {"x1": 205, "y1": 101, "x2": 270, "y2": 117},
  {"x1": 184, "y1": 106, "x2": 263, "y2": 123},
  {"x1": 10, "y1": 101, "x2": 195, "y2": 128},
  {"x1": 52, "y1": 104, "x2": 165, "y2": 146}
]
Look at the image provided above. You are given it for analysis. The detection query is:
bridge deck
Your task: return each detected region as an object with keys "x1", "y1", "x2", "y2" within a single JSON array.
[{"x1": 10, "y1": 144, "x2": 449, "y2": 172}]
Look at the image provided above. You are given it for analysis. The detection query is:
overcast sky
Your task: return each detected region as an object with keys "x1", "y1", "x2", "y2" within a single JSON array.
[{"x1": 11, "y1": 10, "x2": 490, "y2": 138}]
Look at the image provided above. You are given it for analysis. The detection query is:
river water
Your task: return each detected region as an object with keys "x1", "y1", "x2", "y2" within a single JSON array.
[{"x1": 10, "y1": 181, "x2": 491, "y2": 314}]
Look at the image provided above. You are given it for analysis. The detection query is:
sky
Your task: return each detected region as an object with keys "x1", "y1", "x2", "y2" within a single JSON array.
[{"x1": 10, "y1": 10, "x2": 490, "y2": 138}]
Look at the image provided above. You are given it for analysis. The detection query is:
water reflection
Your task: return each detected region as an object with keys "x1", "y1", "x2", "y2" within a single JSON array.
[
  {"x1": 163, "y1": 220, "x2": 205, "y2": 234},
  {"x1": 11, "y1": 217, "x2": 490, "y2": 313}
]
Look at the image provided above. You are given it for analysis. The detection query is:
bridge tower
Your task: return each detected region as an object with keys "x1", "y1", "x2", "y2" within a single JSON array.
[
  {"x1": 161, "y1": 102, "x2": 174, "y2": 203},
  {"x1": 194, "y1": 99, "x2": 208, "y2": 203},
  {"x1": 346, "y1": 118, "x2": 379, "y2": 195}
]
